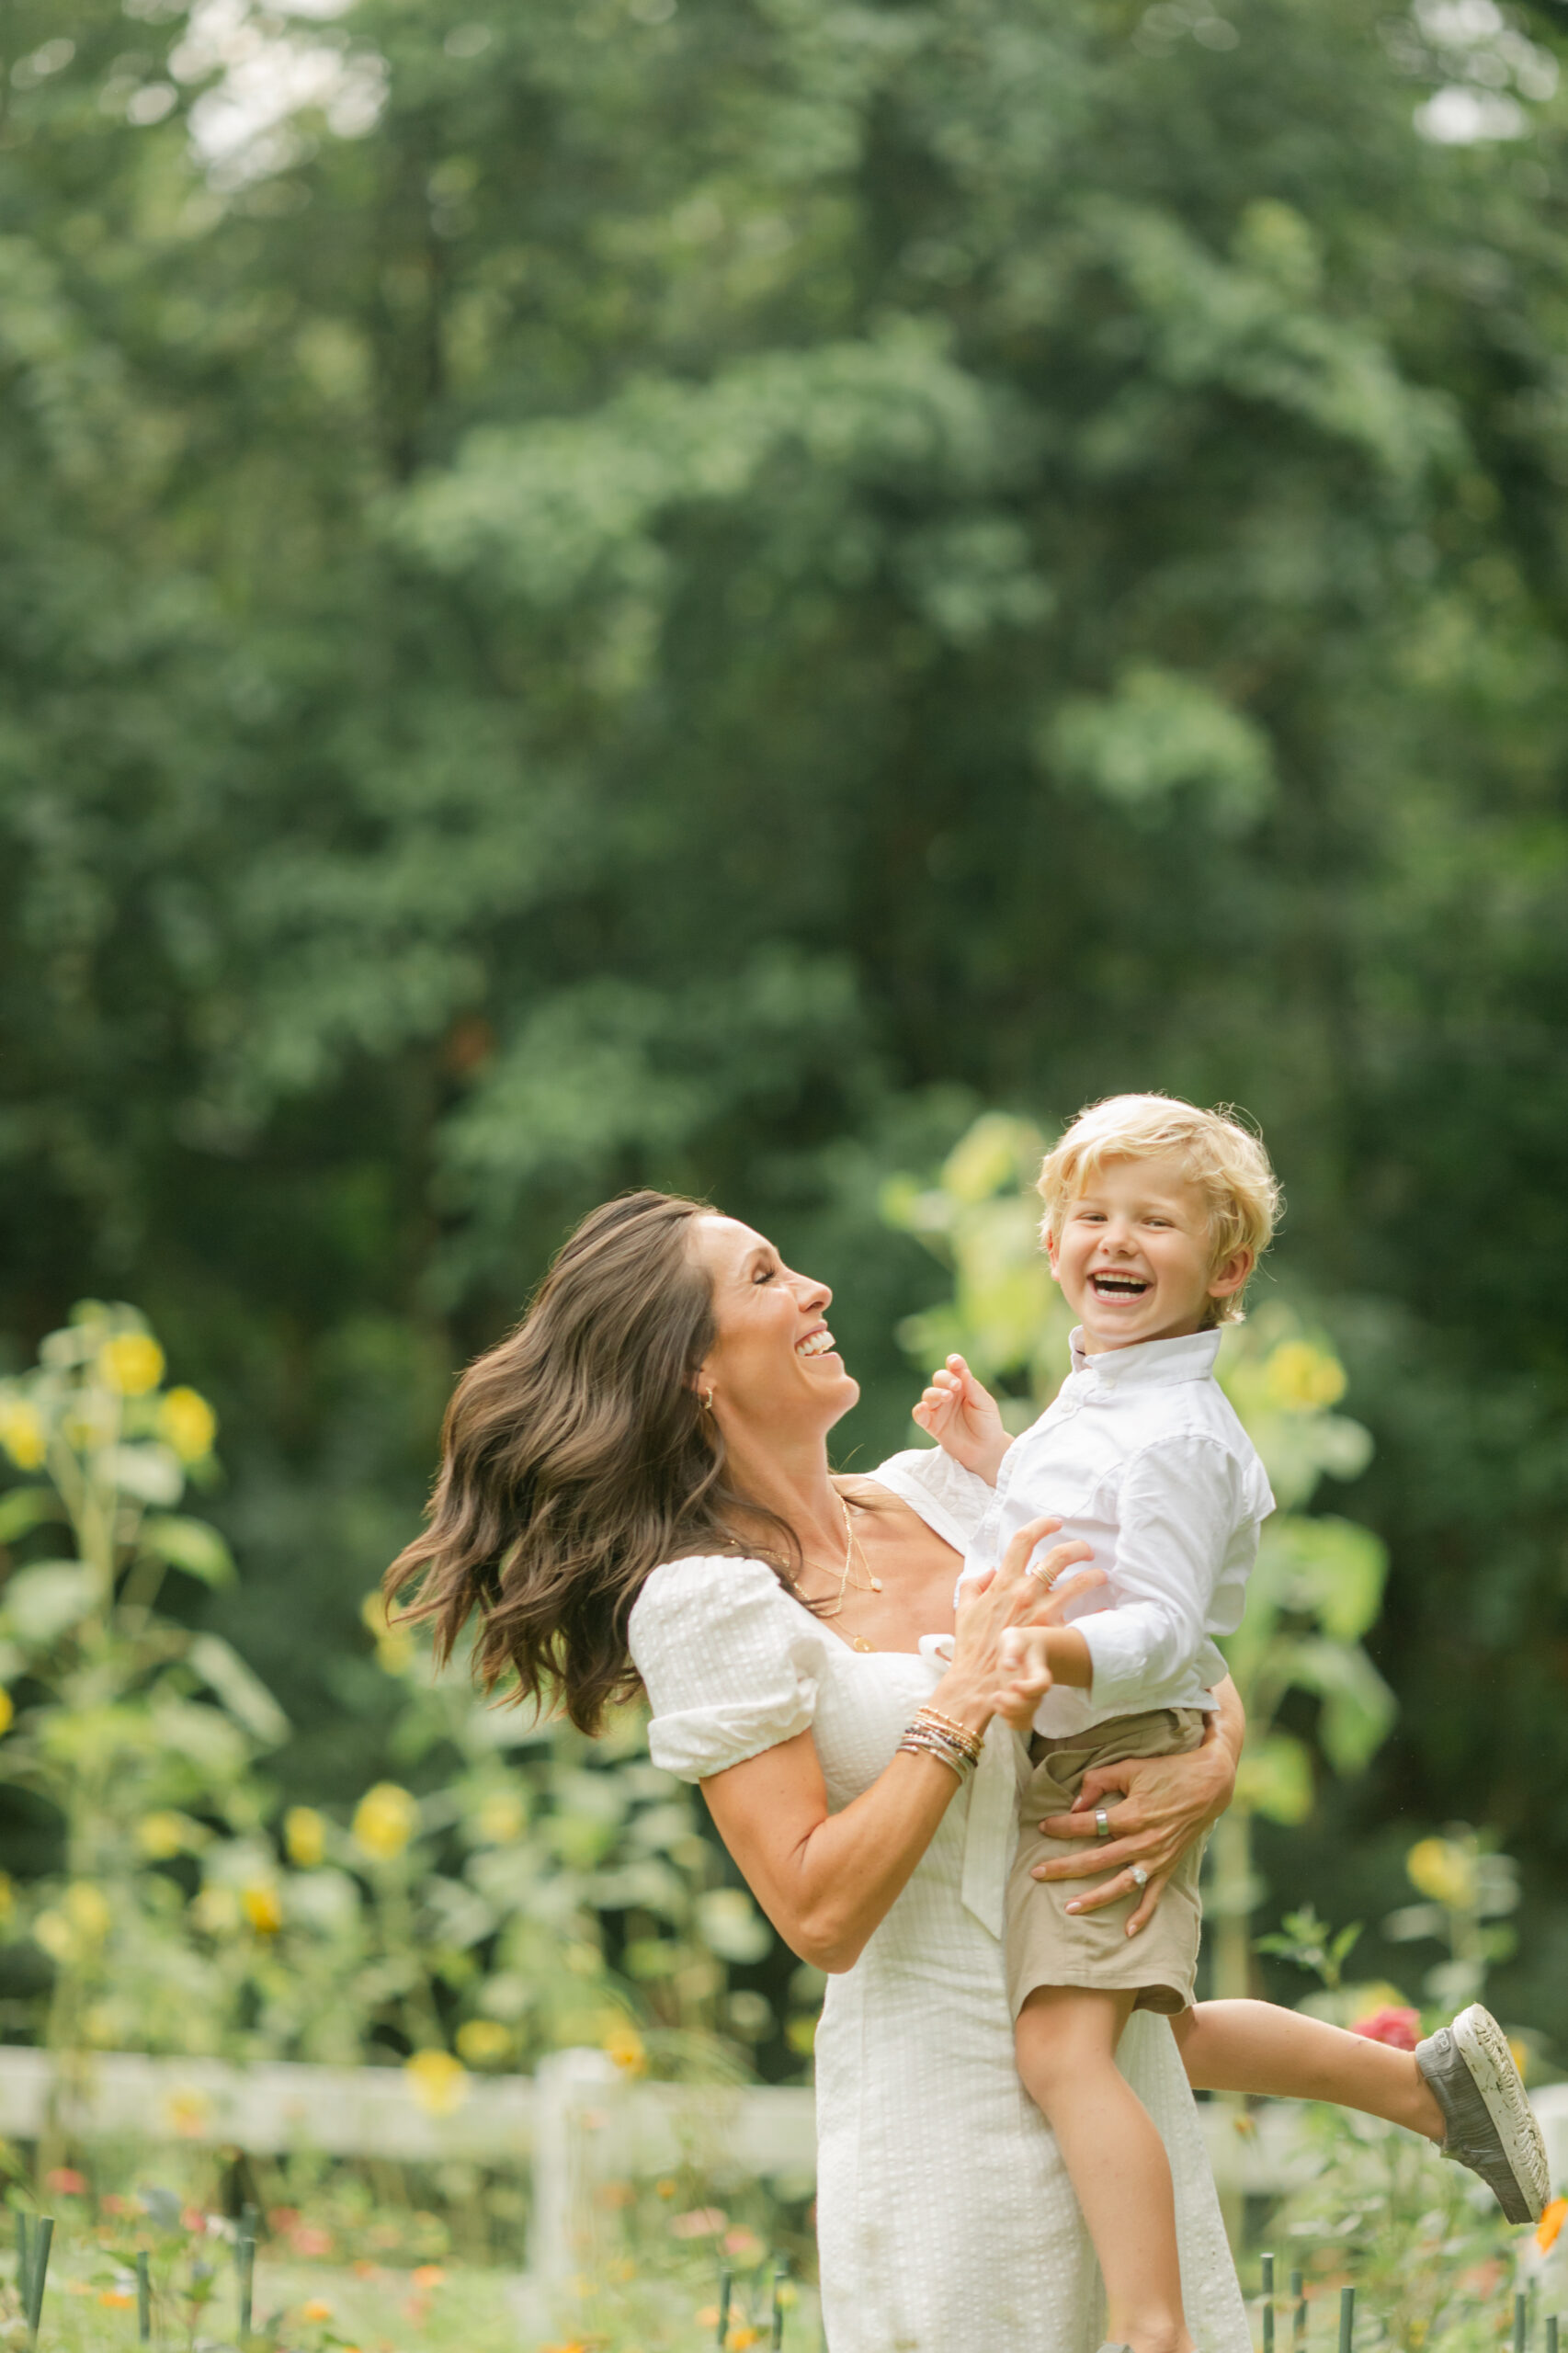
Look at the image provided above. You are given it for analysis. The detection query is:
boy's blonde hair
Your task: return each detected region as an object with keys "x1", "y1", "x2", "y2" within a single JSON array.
[{"x1": 1036, "y1": 1093, "x2": 1281, "y2": 1325}]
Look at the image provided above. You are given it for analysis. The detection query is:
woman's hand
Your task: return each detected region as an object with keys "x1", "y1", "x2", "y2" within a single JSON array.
[
  {"x1": 1032, "y1": 1697, "x2": 1240, "y2": 1935},
  {"x1": 936, "y1": 1515, "x2": 1102, "y2": 1735}
]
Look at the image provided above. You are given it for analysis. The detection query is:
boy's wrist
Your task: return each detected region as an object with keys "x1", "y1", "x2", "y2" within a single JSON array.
[
  {"x1": 972, "y1": 1431, "x2": 1011, "y2": 1484},
  {"x1": 939, "y1": 1429, "x2": 1011, "y2": 1484}
]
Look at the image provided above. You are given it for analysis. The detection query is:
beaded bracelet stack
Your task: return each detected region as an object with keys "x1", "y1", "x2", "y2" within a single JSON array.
[{"x1": 896, "y1": 1705, "x2": 984, "y2": 1781}]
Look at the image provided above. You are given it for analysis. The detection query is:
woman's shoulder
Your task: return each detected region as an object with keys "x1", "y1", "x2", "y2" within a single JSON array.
[
  {"x1": 628, "y1": 1552, "x2": 822, "y2": 1783},
  {"x1": 629, "y1": 1551, "x2": 806, "y2": 1666}
]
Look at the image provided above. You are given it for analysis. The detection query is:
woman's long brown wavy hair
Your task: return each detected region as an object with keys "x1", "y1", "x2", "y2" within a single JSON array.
[{"x1": 384, "y1": 1190, "x2": 805, "y2": 1733}]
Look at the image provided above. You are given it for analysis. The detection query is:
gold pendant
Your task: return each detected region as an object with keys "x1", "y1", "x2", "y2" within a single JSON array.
[
  {"x1": 869, "y1": 1577, "x2": 882, "y2": 1591},
  {"x1": 851, "y1": 1636, "x2": 875, "y2": 1654}
]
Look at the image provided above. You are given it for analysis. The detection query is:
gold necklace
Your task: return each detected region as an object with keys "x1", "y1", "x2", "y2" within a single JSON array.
[{"x1": 817, "y1": 1496, "x2": 881, "y2": 1650}]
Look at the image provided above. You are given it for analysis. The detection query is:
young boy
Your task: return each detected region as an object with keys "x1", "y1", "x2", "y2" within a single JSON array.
[{"x1": 914, "y1": 1094, "x2": 1547, "y2": 2353}]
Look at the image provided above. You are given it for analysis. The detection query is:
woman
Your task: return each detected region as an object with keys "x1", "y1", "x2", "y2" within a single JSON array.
[{"x1": 387, "y1": 1193, "x2": 1506, "y2": 2353}]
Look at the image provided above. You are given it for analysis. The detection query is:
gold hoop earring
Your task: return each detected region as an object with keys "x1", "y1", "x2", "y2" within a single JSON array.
[{"x1": 699, "y1": 1387, "x2": 714, "y2": 1412}]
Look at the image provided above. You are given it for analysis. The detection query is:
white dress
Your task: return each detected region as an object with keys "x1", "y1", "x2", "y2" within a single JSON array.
[{"x1": 627, "y1": 1448, "x2": 1249, "y2": 2353}]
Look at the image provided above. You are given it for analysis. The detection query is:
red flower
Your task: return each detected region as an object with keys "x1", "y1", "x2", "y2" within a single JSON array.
[
  {"x1": 670, "y1": 2208, "x2": 726, "y2": 2240},
  {"x1": 1353, "y1": 2006, "x2": 1420, "y2": 2052},
  {"x1": 44, "y1": 2168, "x2": 87, "y2": 2196}
]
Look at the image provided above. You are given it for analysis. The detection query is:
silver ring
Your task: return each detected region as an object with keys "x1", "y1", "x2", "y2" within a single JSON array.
[
  {"x1": 1130, "y1": 1864, "x2": 1149, "y2": 1890},
  {"x1": 1095, "y1": 1808, "x2": 1111, "y2": 1842},
  {"x1": 1025, "y1": 1562, "x2": 1055, "y2": 1587}
]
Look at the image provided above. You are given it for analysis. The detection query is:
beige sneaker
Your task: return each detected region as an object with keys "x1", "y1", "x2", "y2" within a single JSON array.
[{"x1": 1415, "y1": 2004, "x2": 1551, "y2": 2224}]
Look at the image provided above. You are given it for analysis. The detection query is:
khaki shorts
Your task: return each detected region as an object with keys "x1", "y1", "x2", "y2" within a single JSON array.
[{"x1": 1006, "y1": 1707, "x2": 1209, "y2": 2022}]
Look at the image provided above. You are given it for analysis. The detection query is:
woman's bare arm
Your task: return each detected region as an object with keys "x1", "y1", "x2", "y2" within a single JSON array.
[
  {"x1": 702, "y1": 1724, "x2": 973, "y2": 1972},
  {"x1": 701, "y1": 1522, "x2": 1102, "y2": 1973}
]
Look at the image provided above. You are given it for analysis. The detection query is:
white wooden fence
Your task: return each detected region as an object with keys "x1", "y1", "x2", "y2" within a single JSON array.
[
  {"x1": 0, "y1": 2044, "x2": 813, "y2": 2281},
  {"x1": 0, "y1": 2045, "x2": 1562, "y2": 2284}
]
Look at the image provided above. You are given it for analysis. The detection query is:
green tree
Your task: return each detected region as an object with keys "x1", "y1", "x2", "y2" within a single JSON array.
[{"x1": 3, "y1": 0, "x2": 1568, "y2": 2035}]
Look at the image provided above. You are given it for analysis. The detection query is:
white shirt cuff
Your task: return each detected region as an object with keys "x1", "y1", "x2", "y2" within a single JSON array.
[{"x1": 1077, "y1": 1609, "x2": 1165, "y2": 1713}]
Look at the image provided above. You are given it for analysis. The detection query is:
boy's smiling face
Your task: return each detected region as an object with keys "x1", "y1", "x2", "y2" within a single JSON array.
[{"x1": 1046, "y1": 1151, "x2": 1253, "y2": 1354}]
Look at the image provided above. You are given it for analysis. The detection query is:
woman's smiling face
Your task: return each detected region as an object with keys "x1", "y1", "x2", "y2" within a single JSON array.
[{"x1": 688, "y1": 1214, "x2": 859, "y2": 1439}]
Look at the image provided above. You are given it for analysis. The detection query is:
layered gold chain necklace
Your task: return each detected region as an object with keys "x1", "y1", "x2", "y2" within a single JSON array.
[{"x1": 816, "y1": 1495, "x2": 881, "y2": 1653}]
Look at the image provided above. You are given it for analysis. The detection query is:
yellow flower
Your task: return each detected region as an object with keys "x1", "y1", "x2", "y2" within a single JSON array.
[
  {"x1": 0, "y1": 1873, "x2": 14, "y2": 1925},
  {"x1": 33, "y1": 1911, "x2": 73, "y2": 1963},
  {"x1": 0, "y1": 1691, "x2": 13, "y2": 1739},
  {"x1": 1406, "y1": 1836, "x2": 1476, "y2": 1910},
  {"x1": 190, "y1": 1883, "x2": 240, "y2": 1936},
  {"x1": 1510, "y1": 2038, "x2": 1531, "y2": 2084},
  {"x1": 157, "y1": 1387, "x2": 217, "y2": 1462},
  {"x1": 455, "y1": 2018, "x2": 512, "y2": 2067},
  {"x1": 136, "y1": 1811, "x2": 189, "y2": 1860},
  {"x1": 404, "y1": 2049, "x2": 469, "y2": 2116},
  {"x1": 603, "y1": 2022, "x2": 647, "y2": 2076},
  {"x1": 353, "y1": 1782, "x2": 419, "y2": 1860},
  {"x1": 376, "y1": 1627, "x2": 415, "y2": 1675},
  {"x1": 359, "y1": 1589, "x2": 393, "y2": 1636},
  {"x1": 284, "y1": 1806, "x2": 326, "y2": 1868},
  {"x1": 98, "y1": 2290, "x2": 134, "y2": 2309},
  {"x1": 1263, "y1": 1339, "x2": 1347, "y2": 1413},
  {"x1": 300, "y1": 2298, "x2": 334, "y2": 2323},
  {"x1": 0, "y1": 1398, "x2": 46, "y2": 1472},
  {"x1": 64, "y1": 1881, "x2": 111, "y2": 1942},
  {"x1": 98, "y1": 1333, "x2": 165, "y2": 1397},
  {"x1": 242, "y1": 1882, "x2": 283, "y2": 1935},
  {"x1": 360, "y1": 1589, "x2": 415, "y2": 1676},
  {"x1": 163, "y1": 2086, "x2": 213, "y2": 2138},
  {"x1": 1537, "y1": 2196, "x2": 1567, "y2": 2253},
  {"x1": 475, "y1": 1790, "x2": 526, "y2": 1844}
]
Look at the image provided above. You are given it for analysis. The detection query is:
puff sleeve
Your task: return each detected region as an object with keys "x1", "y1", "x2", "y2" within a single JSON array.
[{"x1": 628, "y1": 1554, "x2": 822, "y2": 1782}]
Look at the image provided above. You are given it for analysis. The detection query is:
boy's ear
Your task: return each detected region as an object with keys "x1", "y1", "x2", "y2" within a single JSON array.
[{"x1": 1207, "y1": 1246, "x2": 1254, "y2": 1303}]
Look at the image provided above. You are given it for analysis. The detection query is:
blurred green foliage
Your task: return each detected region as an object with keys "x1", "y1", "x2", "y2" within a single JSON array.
[
  {"x1": 3, "y1": 0, "x2": 1568, "y2": 2044},
  {"x1": 0, "y1": 1311, "x2": 813, "y2": 2108}
]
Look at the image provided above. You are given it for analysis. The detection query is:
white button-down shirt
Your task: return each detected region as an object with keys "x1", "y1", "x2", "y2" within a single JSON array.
[{"x1": 957, "y1": 1327, "x2": 1274, "y2": 1738}]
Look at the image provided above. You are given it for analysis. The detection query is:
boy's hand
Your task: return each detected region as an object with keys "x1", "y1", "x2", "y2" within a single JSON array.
[
  {"x1": 992, "y1": 1625, "x2": 1052, "y2": 1730},
  {"x1": 911, "y1": 1354, "x2": 1011, "y2": 1484}
]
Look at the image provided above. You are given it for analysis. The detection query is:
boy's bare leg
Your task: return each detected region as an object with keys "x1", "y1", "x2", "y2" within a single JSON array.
[
  {"x1": 1171, "y1": 2001, "x2": 1445, "y2": 2140},
  {"x1": 1016, "y1": 1986, "x2": 1193, "y2": 2353}
]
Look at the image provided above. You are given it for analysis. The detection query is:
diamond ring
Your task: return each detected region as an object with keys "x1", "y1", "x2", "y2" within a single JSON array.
[{"x1": 1130, "y1": 1864, "x2": 1149, "y2": 1890}]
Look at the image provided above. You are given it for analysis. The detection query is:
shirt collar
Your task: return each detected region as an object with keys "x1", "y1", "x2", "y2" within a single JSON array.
[{"x1": 1066, "y1": 1325, "x2": 1222, "y2": 1387}]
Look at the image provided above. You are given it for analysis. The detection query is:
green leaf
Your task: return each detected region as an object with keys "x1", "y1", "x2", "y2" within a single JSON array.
[
  {"x1": 696, "y1": 1887, "x2": 773, "y2": 1963},
  {"x1": 0, "y1": 1488, "x2": 62, "y2": 1545},
  {"x1": 1236, "y1": 1731, "x2": 1315, "y2": 1824},
  {"x1": 2, "y1": 1561, "x2": 100, "y2": 1646},
  {"x1": 187, "y1": 1632, "x2": 290, "y2": 1745},
  {"x1": 1384, "y1": 1902, "x2": 1445, "y2": 1943},
  {"x1": 103, "y1": 1445, "x2": 184, "y2": 1506},
  {"x1": 1284, "y1": 1636, "x2": 1398, "y2": 1774},
  {"x1": 140, "y1": 1516, "x2": 235, "y2": 1587},
  {"x1": 1256, "y1": 1516, "x2": 1389, "y2": 1643}
]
